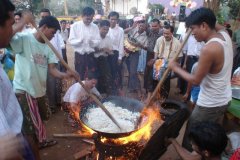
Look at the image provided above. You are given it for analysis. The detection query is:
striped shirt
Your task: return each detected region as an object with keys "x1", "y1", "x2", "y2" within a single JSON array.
[{"x1": 0, "y1": 64, "x2": 23, "y2": 136}]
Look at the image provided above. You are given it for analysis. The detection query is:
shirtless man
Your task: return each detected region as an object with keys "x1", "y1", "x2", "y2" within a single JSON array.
[{"x1": 169, "y1": 8, "x2": 233, "y2": 151}]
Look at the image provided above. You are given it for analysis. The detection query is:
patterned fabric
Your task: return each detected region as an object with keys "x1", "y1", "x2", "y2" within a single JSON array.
[
  {"x1": 230, "y1": 148, "x2": 240, "y2": 160},
  {"x1": 25, "y1": 93, "x2": 46, "y2": 143},
  {"x1": 0, "y1": 49, "x2": 14, "y2": 82}
]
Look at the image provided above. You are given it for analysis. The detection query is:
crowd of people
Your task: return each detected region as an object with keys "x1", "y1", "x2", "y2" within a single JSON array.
[{"x1": 0, "y1": 0, "x2": 240, "y2": 159}]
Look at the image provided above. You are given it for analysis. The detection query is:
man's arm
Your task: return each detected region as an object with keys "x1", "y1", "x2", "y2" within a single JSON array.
[
  {"x1": 169, "y1": 45, "x2": 214, "y2": 85},
  {"x1": 124, "y1": 22, "x2": 137, "y2": 34},
  {"x1": 12, "y1": 11, "x2": 34, "y2": 36},
  {"x1": 48, "y1": 63, "x2": 79, "y2": 80},
  {"x1": 118, "y1": 29, "x2": 125, "y2": 61},
  {"x1": 169, "y1": 138, "x2": 202, "y2": 160}
]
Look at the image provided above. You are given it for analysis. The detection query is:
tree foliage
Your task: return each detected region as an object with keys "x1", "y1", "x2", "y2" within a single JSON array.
[
  {"x1": 148, "y1": 3, "x2": 164, "y2": 14},
  {"x1": 227, "y1": 0, "x2": 240, "y2": 20}
]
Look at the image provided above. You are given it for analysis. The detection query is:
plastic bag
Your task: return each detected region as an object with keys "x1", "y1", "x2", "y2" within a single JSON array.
[
  {"x1": 232, "y1": 67, "x2": 240, "y2": 86},
  {"x1": 153, "y1": 58, "x2": 168, "y2": 81}
]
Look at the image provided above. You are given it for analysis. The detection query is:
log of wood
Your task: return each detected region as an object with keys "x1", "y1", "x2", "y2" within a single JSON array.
[
  {"x1": 74, "y1": 147, "x2": 94, "y2": 160},
  {"x1": 82, "y1": 139, "x2": 94, "y2": 145}
]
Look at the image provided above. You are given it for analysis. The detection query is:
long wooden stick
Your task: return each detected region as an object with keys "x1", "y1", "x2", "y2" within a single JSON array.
[
  {"x1": 145, "y1": 29, "x2": 192, "y2": 108},
  {"x1": 32, "y1": 23, "x2": 123, "y2": 130},
  {"x1": 53, "y1": 133, "x2": 92, "y2": 138}
]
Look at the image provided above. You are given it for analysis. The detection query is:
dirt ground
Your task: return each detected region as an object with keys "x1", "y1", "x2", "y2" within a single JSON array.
[{"x1": 39, "y1": 44, "x2": 189, "y2": 160}]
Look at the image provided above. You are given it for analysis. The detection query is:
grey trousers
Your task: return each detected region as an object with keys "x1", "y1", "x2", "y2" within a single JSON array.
[
  {"x1": 46, "y1": 63, "x2": 62, "y2": 109},
  {"x1": 182, "y1": 102, "x2": 230, "y2": 151}
]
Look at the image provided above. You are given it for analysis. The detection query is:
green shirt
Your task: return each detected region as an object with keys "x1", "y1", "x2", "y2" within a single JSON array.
[
  {"x1": 10, "y1": 32, "x2": 57, "y2": 98},
  {"x1": 233, "y1": 29, "x2": 240, "y2": 48}
]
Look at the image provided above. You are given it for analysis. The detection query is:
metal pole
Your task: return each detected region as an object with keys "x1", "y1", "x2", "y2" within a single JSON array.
[{"x1": 123, "y1": 0, "x2": 124, "y2": 15}]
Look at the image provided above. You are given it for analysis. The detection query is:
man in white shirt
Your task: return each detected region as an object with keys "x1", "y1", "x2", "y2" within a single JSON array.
[
  {"x1": 94, "y1": 20, "x2": 114, "y2": 95},
  {"x1": 69, "y1": 7, "x2": 100, "y2": 80},
  {"x1": 180, "y1": 34, "x2": 204, "y2": 94},
  {"x1": 107, "y1": 11, "x2": 124, "y2": 95},
  {"x1": 63, "y1": 72, "x2": 101, "y2": 123},
  {"x1": 60, "y1": 20, "x2": 69, "y2": 67}
]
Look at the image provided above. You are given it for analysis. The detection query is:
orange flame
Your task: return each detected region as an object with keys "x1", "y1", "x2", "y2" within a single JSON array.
[
  {"x1": 109, "y1": 107, "x2": 162, "y2": 144},
  {"x1": 72, "y1": 106, "x2": 162, "y2": 144}
]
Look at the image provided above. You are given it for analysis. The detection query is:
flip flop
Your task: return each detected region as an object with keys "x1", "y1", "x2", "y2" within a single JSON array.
[{"x1": 39, "y1": 139, "x2": 57, "y2": 149}]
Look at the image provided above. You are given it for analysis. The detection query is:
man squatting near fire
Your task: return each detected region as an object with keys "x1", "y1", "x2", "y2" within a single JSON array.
[
  {"x1": 168, "y1": 7, "x2": 233, "y2": 152},
  {"x1": 9, "y1": 12, "x2": 78, "y2": 159},
  {"x1": 63, "y1": 72, "x2": 102, "y2": 127}
]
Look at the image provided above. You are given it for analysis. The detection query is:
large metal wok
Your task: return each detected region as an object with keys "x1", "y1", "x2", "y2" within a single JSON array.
[{"x1": 80, "y1": 96, "x2": 145, "y2": 139}]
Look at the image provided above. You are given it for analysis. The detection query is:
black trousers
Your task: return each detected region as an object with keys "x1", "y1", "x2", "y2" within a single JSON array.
[
  {"x1": 108, "y1": 51, "x2": 122, "y2": 95},
  {"x1": 179, "y1": 55, "x2": 198, "y2": 94},
  {"x1": 74, "y1": 52, "x2": 97, "y2": 80},
  {"x1": 232, "y1": 47, "x2": 240, "y2": 75},
  {"x1": 95, "y1": 56, "x2": 113, "y2": 94}
]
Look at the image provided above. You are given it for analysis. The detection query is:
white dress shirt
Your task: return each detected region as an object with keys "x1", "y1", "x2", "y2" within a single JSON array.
[
  {"x1": 186, "y1": 35, "x2": 205, "y2": 57},
  {"x1": 107, "y1": 25, "x2": 124, "y2": 60},
  {"x1": 60, "y1": 28, "x2": 69, "y2": 42},
  {"x1": 0, "y1": 64, "x2": 23, "y2": 136},
  {"x1": 68, "y1": 21, "x2": 100, "y2": 54},
  {"x1": 50, "y1": 30, "x2": 65, "y2": 59},
  {"x1": 63, "y1": 82, "x2": 100, "y2": 104},
  {"x1": 94, "y1": 35, "x2": 113, "y2": 58}
]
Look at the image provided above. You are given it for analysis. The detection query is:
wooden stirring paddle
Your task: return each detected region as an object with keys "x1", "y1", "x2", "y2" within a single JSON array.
[
  {"x1": 31, "y1": 22, "x2": 123, "y2": 131},
  {"x1": 136, "y1": 29, "x2": 192, "y2": 129}
]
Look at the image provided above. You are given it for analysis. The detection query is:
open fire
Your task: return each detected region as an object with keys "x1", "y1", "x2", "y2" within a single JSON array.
[
  {"x1": 72, "y1": 105, "x2": 163, "y2": 160},
  {"x1": 77, "y1": 106, "x2": 162, "y2": 144},
  {"x1": 69, "y1": 97, "x2": 189, "y2": 160}
]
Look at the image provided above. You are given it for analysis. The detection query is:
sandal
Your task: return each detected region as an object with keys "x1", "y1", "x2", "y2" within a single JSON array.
[{"x1": 39, "y1": 139, "x2": 57, "y2": 149}]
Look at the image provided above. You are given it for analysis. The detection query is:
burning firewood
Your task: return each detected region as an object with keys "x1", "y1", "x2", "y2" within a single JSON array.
[{"x1": 73, "y1": 146, "x2": 94, "y2": 160}]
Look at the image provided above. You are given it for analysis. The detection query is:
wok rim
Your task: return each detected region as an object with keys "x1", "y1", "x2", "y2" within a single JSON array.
[{"x1": 80, "y1": 96, "x2": 144, "y2": 138}]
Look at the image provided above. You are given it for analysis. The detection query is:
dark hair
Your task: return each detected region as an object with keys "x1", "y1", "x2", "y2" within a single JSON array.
[
  {"x1": 108, "y1": 11, "x2": 119, "y2": 19},
  {"x1": 164, "y1": 25, "x2": 174, "y2": 33},
  {"x1": 163, "y1": 21, "x2": 169, "y2": 26},
  {"x1": 99, "y1": 20, "x2": 110, "y2": 27},
  {"x1": 186, "y1": 7, "x2": 216, "y2": 29},
  {"x1": 60, "y1": 20, "x2": 66, "y2": 24},
  {"x1": 82, "y1": 7, "x2": 95, "y2": 16},
  {"x1": 40, "y1": 8, "x2": 51, "y2": 15},
  {"x1": 138, "y1": 20, "x2": 146, "y2": 24},
  {"x1": 39, "y1": 16, "x2": 60, "y2": 31},
  {"x1": 0, "y1": 0, "x2": 15, "y2": 27},
  {"x1": 226, "y1": 28, "x2": 232, "y2": 38},
  {"x1": 14, "y1": 11, "x2": 22, "y2": 17},
  {"x1": 86, "y1": 72, "x2": 98, "y2": 80},
  {"x1": 189, "y1": 122, "x2": 228, "y2": 156},
  {"x1": 151, "y1": 18, "x2": 160, "y2": 24}
]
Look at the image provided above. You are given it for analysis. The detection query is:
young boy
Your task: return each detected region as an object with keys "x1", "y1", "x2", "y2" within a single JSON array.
[
  {"x1": 10, "y1": 13, "x2": 78, "y2": 159},
  {"x1": 94, "y1": 20, "x2": 113, "y2": 95},
  {"x1": 63, "y1": 72, "x2": 101, "y2": 125},
  {"x1": 168, "y1": 121, "x2": 228, "y2": 160}
]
